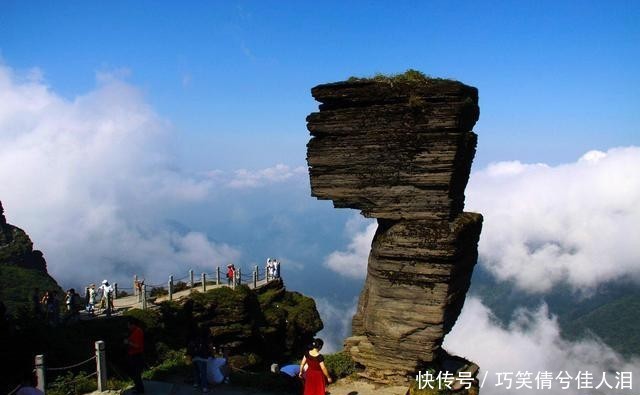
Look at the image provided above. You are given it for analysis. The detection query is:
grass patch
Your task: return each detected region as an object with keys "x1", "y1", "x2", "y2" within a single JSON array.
[
  {"x1": 47, "y1": 371, "x2": 131, "y2": 395},
  {"x1": 142, "y1": 349, "x2": 190, "y2": 381}
]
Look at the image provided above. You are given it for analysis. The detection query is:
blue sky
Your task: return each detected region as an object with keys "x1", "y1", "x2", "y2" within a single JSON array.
[
  {"x1": 2, "y1": 1, "x2": 640, "y2": 374},
  {"x1": 2, "y1": 1, "x2": 638, "y2": 172}
]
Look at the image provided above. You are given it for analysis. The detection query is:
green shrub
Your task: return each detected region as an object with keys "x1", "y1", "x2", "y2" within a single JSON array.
[
  {"x1": 150, "y1": 287, "x2": 168, "y2": 297},
  {"x1": 346, "y1": 69, "x2": 451, "y2": 86},
  {"x1": 173, "y1": 281, "x2": 189, "y2": 293},
  {"x1": 48, "y1": 371, "x2": 96, "y2": 395},
  {"x1": 142, "y1": 348, "x2": 190, "y2": 380},
  {"x1": 323, "y1": 351, "x2": 356, "y2": 379},
  {"x1": 123, "y1": 308, "x2": 160, "y2": 331}
]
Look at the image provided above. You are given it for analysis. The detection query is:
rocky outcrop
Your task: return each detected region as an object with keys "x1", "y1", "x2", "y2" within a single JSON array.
[
  {"x1": 306, "y1": 73, "x2": 483, "y2": 383},
  {"x1": 160, "y1": 279, "x2": 323, "y2": 363},
  {"x1": 0, "y1": 200, "x2": 61, "y2": 314},
  {"x1": 0, "y1": 200, "x2": 48, "y2": 272}
]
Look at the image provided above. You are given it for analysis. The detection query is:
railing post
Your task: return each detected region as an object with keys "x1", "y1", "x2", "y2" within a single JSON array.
[
  {"x1": 266, "y1": 266, "x2": 270, "y2": 282},
  {"x1": 133, "y1": 274, "x2": 138, "y2": 297},
  {"x1": 201, "y1": 273, "x2": 206, "y2": 292},
  {"x1": 95, "y1": 340, "x2": 107, "y2": 392},
  {"x1": 216, "y1": 266, "x2": 220, "y2": 285},
  {"x1": 168, "y1": 275, "x2": 173, "y2": 301},
  {"x1": 237, "y1": 268, "x2": 242, "y2": 285},
  {"x1": 35, "y1": 354, "x2": 45, "y2": 394},
  {"x1": 254, "y1": 265, "x2": 259, "y2": 280},
  {"x1": 189, "y1": 269, "x2": 194, "y2": 289},
  {"x1": 253, "y1": 270, "x2": 257, "y2": 289},
  {"x1": 114, "y1": 283, "x2": 118, "y2": 300},
  {"x1": 142, "y1": 285, "x2": 147, "y2": 310}
]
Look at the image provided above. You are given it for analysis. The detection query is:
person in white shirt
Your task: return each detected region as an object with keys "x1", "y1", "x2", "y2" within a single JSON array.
[
  {"x1": 266, "y1": 258, "x2": 274, "y2": 280},
  {"x1": 273, "y1": 259, "x2": 280, "y2": 279},
  {"x1": 99, "y1": 280, "x2": 114, "y2": 316}
]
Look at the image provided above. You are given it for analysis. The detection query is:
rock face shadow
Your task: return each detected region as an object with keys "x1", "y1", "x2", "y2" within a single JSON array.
[{"x1": 305, "y1": 74, "x2": 483, "y2": 384}]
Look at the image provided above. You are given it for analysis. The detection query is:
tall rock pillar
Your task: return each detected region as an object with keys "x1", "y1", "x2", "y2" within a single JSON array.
[{"x1": 306, "y1": 74, "x2": 483, "y2": 383}]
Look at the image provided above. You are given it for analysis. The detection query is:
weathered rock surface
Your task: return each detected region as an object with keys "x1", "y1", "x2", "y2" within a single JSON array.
[
  {"x1": 307, "y1": 79, "x2": 479, "y2": 221},
  {"x1": 306, "y1": 75, "x2": 483, "y2": 383}
]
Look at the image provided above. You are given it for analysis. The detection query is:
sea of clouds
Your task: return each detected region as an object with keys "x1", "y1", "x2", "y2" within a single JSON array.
[
  {"x1": 2, "y1": 61, "x2": 639, "y2": 393},
  {"x1": 0, "y1": 63, "x2": 306, "y2": 288},
  {"x1": 321, "y1": 146, "x2": 640, "y2": 393}
]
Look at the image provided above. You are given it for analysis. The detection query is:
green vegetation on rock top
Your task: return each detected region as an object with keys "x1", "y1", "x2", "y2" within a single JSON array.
[{"x1": 347, "y1": 69, "x2": 452, "y2": 85}]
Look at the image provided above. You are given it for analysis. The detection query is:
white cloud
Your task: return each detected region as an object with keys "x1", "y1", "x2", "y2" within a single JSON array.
[
  {"x1": 0, "y1": 63, "x2": 239, "y2": 287},
  {"x1": 226, "y1": 164, "x2": 307, "y2": 189},
  {"x1": 468, "y1": 147, "x2": 640, "y2": 293},
  {"x1": 445, "y1": 297, "x2": 640, "y2": 395},
  {"x1": 323, "y1": 215, "x2": 376, "y2": 279},
  {"x1": 314, "y1": 297, "x2": 357, "y2": 353}
]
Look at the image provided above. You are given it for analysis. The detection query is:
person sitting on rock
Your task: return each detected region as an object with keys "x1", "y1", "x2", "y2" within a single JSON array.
[{"x1": 204, "y1": 345, "x2": 230, "y2": 385}]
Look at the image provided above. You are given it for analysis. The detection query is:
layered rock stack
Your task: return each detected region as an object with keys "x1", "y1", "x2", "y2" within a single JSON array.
[{"x1": 306, "y1": 74, "x2": 483, "y2": 383}]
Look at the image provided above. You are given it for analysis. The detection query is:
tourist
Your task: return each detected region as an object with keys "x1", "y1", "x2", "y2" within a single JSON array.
[
  {"x1": 274, "y1": 259, "x2": 280, "y2": 279},
  {"x1": 226, "y1": 264, "x2": 234, "y2": 286},
  {"x1": 207, "y1": 347, "x2": 230, "y2": 384},
  {"x1": 40, "y1": 291, "x2": 53, "y2": 322},
  {"x1": 15, "y1": 372, "x2": 44, "y2": 395},
  {"x1": 64, "y1": 289, "x2": 80, "y2": 322},
  {"x1": 187, "y1": 328, "x2": 211, "y2": 393},
  {"x1": 99, "y1": 280, "x2": 114, "y2": 316},
  {"x1": 299, "y1": 338, "x2": 332, "y2": 395},
  {"x1": 86, "y1": 284, "x2": 96, "y2": 316},
  {"x1": 271, "y1": 363, "x2": 302, "y2": 392},
  {"x1": 124, "y1": 318, "x2": 145, "y2": 393},
  {"x1": 134, "y1": 278, "x2": 145, "y2": 301},
  {"x1": 42, "y1": 291, "x2": 59, "y2": 325},
  {"x1": 266, "y1": 258, "x2": 275, "y2": 280}
]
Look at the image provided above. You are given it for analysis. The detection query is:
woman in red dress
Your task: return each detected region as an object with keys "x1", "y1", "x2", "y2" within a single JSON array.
[{"x1": 299, "y1": 338, "x2": 332, "y2": 395}]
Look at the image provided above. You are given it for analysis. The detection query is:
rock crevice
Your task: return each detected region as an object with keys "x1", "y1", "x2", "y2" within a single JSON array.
[{"x1": 306, "y1": 75, "x2": 483, "y2": 383}]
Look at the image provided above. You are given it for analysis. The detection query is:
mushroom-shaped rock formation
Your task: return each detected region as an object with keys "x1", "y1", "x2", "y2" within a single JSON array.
[{"x1": 306, "y1": 73, "x2": 483, "y2": 383}]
